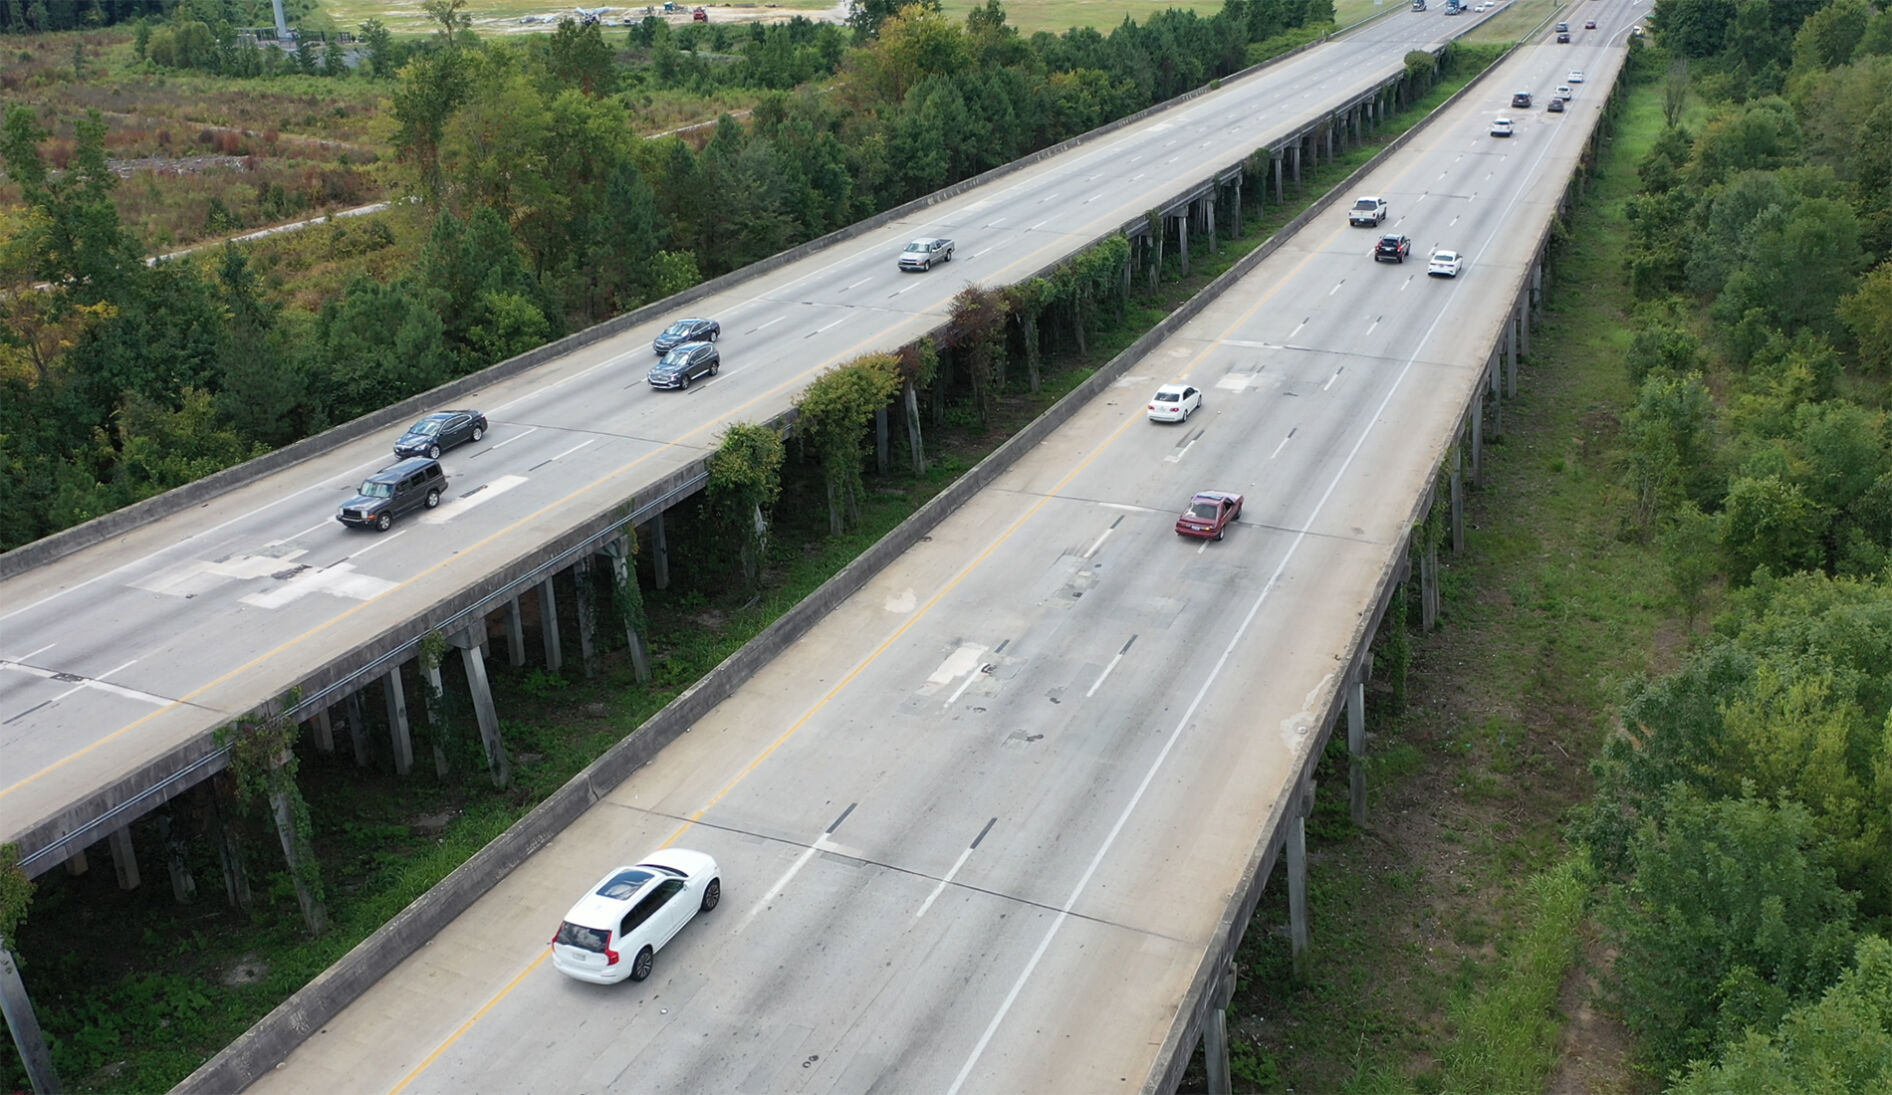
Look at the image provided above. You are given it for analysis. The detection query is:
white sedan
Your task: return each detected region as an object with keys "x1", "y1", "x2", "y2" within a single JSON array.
[
  {"x1": 1427, "y1": 250, "x2": 1463, "y2": 278},
  {"x1": 1568, "y1": 70, "x2": 1585, "y2": 82},
  {"x1": 1555, "y1": 85, "x2": 1574, "y2": 100},
  {"x1": 1147, "y1": 383, "x2": 1202, "y2": 422},
  {"x1": 551, "y1": 849, "x2": 721, "y2": 984}
]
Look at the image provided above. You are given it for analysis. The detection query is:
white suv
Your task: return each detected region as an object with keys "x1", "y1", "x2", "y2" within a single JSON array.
[{"x1": 551, "y1": 849, "x2": 721, "y2": 984}]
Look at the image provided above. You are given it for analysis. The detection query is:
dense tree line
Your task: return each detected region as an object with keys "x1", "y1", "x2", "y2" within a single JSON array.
[
  {"x1": 1581, "y1": 2, "x2": 1892, "y2": 1089},
  {"x1": 1, "y1": 0, "x2": 321, "y2": 34},
  {"x1": 0, "y1": 0, "x2": 1334, "y2": 551}
]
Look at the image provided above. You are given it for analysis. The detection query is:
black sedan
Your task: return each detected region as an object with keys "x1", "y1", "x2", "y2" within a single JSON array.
[
  {"x1": 393, "y1": 410, "x2": 487, "y2": 459},
  {"x1": 648, "y1": 342, "x2": 720, "y2": 390},
  {"x1": 653, "y1": 317, "x2": 720, "y2": 354}
]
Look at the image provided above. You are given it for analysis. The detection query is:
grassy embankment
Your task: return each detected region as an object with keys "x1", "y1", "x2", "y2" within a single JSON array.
[
  {"x1": 1, "y1": 41, "x2": 1505, "y2": 1095},
  {"x1": 1217, "y1": 69, "x2": 1672, "y2": 1095}
]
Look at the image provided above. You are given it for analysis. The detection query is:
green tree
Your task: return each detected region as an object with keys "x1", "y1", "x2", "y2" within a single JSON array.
[
  {"x1": 1625, "y1": 322, "x2": 1701, "y2": 387},
  {"x1": 1622, "y1": 370, "x2": 1718, "y2": 533},
  {"x1": 1670, "y1": 935, "x2": 1892, "y2": 1095},
  {"x1": 423, "y1": 0, "x2": 471, "y2": 47},
  {"x1": 1609, "y1": 786, "x2": 1858, "y2": 1080},
  {"x1": 1660, "y1": 503, "x2": 1722, "y2": 629},
  {"x1": 1649, "y1": 0, "x2": 1737, "y2": 58},
  {"x1": 359, "y1": 18, "x2": 396, "y2": 78},
  {"x1": 546, "y1": 17, "x2": 618, "y2": 96},
  {"x1": 390, "y1": 48, "x2": 474, "y2": 205},
  {"x1": 1837, "y1": 261, "x2": 1892, "y2": 376},
  {"x1": 706, "y1": 422, "x2": 786, "y2": 591},
  {"x1": 312, "y1": 275, "x2": 454, "y2": 419},
  {"x1": 1791, "y1": 0, "x2": 1871, "y2": 72},
  {"x1": 1721, "y1": 474, "x2": 1830, "y2": 579},
  {"x1": 795, "y1": 355, "x2": 900, "y2": 534}
]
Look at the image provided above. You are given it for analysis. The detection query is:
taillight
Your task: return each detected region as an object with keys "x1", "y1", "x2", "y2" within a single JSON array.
[{"x1": 605, "y1": 944, "x2": 620, "y2": 966}]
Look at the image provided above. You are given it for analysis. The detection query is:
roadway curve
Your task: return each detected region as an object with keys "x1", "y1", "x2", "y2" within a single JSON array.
[
  {"x1": 0, "y1": 10, "x2": 1465, "y2": 871},
  {"x1": 235, "y1": 8, "x2": 1636, "y2": 1094}
]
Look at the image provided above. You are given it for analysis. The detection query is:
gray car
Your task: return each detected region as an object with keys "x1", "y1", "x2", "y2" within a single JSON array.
[{"x1": 648, "y1": 342, "x2": 720, "y2": 389}]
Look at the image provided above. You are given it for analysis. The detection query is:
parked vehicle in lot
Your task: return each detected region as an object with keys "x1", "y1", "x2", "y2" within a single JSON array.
[
  {"x1": 897, "y1": 237, "x2": 954, "y2": 271},
  {"x1": 1374, "y1": 234, "x2": 1412, "y2": 262},
  {"x1": 393, "y1": 410, "x2": 486, "y2": 459},
  {"x1": 1176, "y1": 491, "x2": 1244, "y2": 540},
  {"x1": 338, "y1": 458, "x2": 445, "y2": 531},
  {"x1": 551, "y1": 850, "x2": 721, "y2": 984},
  {"x1": 1511, "y1": 91, "x2": 1533, "y2": 108},
  {"x1": 1427, "y1": 250, "x2": 1463, "y2": 278},
  {"x1": 648, "y1": 342, "x2": 720, "y2": 389},
  {"x1": 1147, "y1": 383, "x2": 1202, "y2": 423},
  {"x1": 653, "y1": 317, "x2": 720, "y2": 354},
  {"x1": 1348, "y1": 196, "x2": 1389, "y2": 227}
]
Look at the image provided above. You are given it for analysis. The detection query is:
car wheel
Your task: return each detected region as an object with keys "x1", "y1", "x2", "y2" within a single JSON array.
[
  {"x1": 375, "y1": 513, "x2": 392, "y2": 532},
  {"x1": 708, "y1": 329, "x2": 719, "y2": 342},
  {"x1": 680, "y1": 372, "x2": 691, "y2": 390},
  {"x1": 629, "y1": 946, "x2": 654, "y2": 982},
  {"x1": 1215, "y1": 526, "x2": 1225, "y2": 541},
  {"x1": 427, "y1": 444, "x2": 441, "y2": 459},
  {"x1": 701, "y1": 877, "x2": 721, "y2": 912},
  {"x1": 425, "y1": 489, "x2": 440, "y2": 509},
  {"x1": 471, "y1": 426, "x2": 485, "y2": 442}
]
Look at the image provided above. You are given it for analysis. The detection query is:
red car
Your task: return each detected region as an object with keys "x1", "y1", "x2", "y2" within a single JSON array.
[{"x1": 1176, "y1": 491, "x2": 1244, "y2": 540}]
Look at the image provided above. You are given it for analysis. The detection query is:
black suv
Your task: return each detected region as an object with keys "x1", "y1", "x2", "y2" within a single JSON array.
[
  {"x1": 1374, "y1": 234, "x2": 1412, "y2": 262},
  {"x1": 338, "y1": 458, "x2": 446, "y2": 531},
  {"x1": 1511, "y1": 91, "x2": 1533, "y2": 109},
  {"x1": 648, "y1": 342, "x2": 720, "y2": 390}
]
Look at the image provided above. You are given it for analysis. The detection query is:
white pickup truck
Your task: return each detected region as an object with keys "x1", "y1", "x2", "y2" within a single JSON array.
[{"x1": 1348, "y1": 196, "x2": 1388, "y2": 227}]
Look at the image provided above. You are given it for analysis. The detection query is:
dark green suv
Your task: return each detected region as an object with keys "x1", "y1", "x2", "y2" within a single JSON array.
[{"x1": 337, "y1": 457, "x2": 446, "y2": 531}]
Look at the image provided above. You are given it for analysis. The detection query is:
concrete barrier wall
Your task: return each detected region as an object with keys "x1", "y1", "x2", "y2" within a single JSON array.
[{"x1": 0, "y1": 25, "x2": 1346, "y2": 582}]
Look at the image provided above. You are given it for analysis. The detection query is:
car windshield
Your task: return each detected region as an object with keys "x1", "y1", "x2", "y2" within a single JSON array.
[
  {"x1": 905, "y1": 241, "x2": 928, "y2": 252},
  {"x1": 1380, "y1": 237, "x2": 1401, "y2": 246},
  {"x1": 1434, "y1": 252, "x2": 1456, "y2": 262},
  {"x1": 662, "y1": 322, "x2": 691, "y2": 337},
  {"x1": 554, "y1": 921, "x2": 610, "y2": 953},
  {"x1": 358, "y1": 481, "x2": 393, "y2": 499},
  {"x1": 1352, "y1": 199, "x2": 1377, "y2": 209},
  {"x1": 409, "y1": 418, "x2": 443, "y2": 436},
  {"x1": 1189, "y1": 501, "x2": 1220, "y2": 519},
  {"x1": 660, "y1": 348, "x2": 692, "y2": 367},
  {"x1": 1154, "y1": 391, "x2": 1179, "y2": 402}
]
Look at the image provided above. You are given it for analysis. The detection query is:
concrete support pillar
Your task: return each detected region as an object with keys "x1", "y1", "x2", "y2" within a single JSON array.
[
  {"x1": 209, "y1": 775, "x2": 251, "y2": 910},
  {"x1": 1506, "y1": 315, "x2": 1520, "y2": 390},
  {"x1": 1471, "y1": 392, "x2": 1485, "y2": 489},
  {"x1": 1291, "y1": 142, "x2": 1302, "y2": 187},
  {"x1": 538, "y1": 577, "x2": 563, "y2": 672},
  {"x1": 1231, "y1": 174, "x2": 1242, "y2": 232},
  {"x1": 1530, "y1": 260, "x2": 1544, "y2": 321},
  {"x1": 1272, "y1": 150, "x2": 1283, "y2": 205},
  {"x1": 345, "y1": 690, "x2": 370, "y2": 767},
  {"x1": 108, "y1": 825, "x2": 139, "y2": 891},
  {"x1": 455, "y1": 628, "x2": 510, "y2": 788},
  {"x1": 422, "y1": 663, "x2": 450, "y2": 777},
  {"x1": 505, "y1": 597, "x2": 527, "y2": 668},
  {"x1": 1516, "y1": 298, "x2": 1530, "y2": 359},
  {"x1": 574, "y1": 557, "x2": 598, "y2": 678},
  {"x1": 1175, "y1": 211, "x2": 1190, "y2": 277},
  {"x1": 651, "y1": 511, "x2": 671, "y2": 590},
  {"x1": 1204, "y1": 1005, "x2": 1231, "y2": 1095},
  {"x1": 1450, "y1": 446, "x2": 1465, "y2": 552},
  {"x1": 1489, "y1": 360, "x2": 1504, "y2": 439},
  {"x1": 267, "y1": 773, "x2": 328, "y2": 936},
  {"x1": 1205, "y1": 193, "x2": 1217, "y2": 254},
  {"x1": 874, "y1": 406, "x2": 890, "y2": 475},
  {"x1": 1325, "y1": 120, "x2": 1334, "y2": 162},
  {"x1": 1505, "y1": 339, "x2": 1518, "y2": 398},
  {"x1": 0, "y1": 944, "x2": 61, "y2": 1095},
  {"x1": 1348, "y1": 672, "x2": 1368, "y2": 828},
  {"x1": 1287, "y1": 780, "x2": 1312, "y2": 980},
  {"x1": 605, "y1": 537, "x2": 651, "y2": 684},
  {"x1": 311, "y1": 706, "x2": 334, "y2": 753},
  {"x1": 1421, "y1": 538, "x2": 1440, "y2": 632},
  {"x1": 64, "y1": 850, "x2": 87, "y2": 876},
  {"x1": 384, "y1": 664, "x2": 413, "y2": 777},
  {"x1": 1150, "y1": 221, "x2": 1164, "y2": 290},
  {"x1": 159, "y1": 809, "x2": 195, "y2": 904}
]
